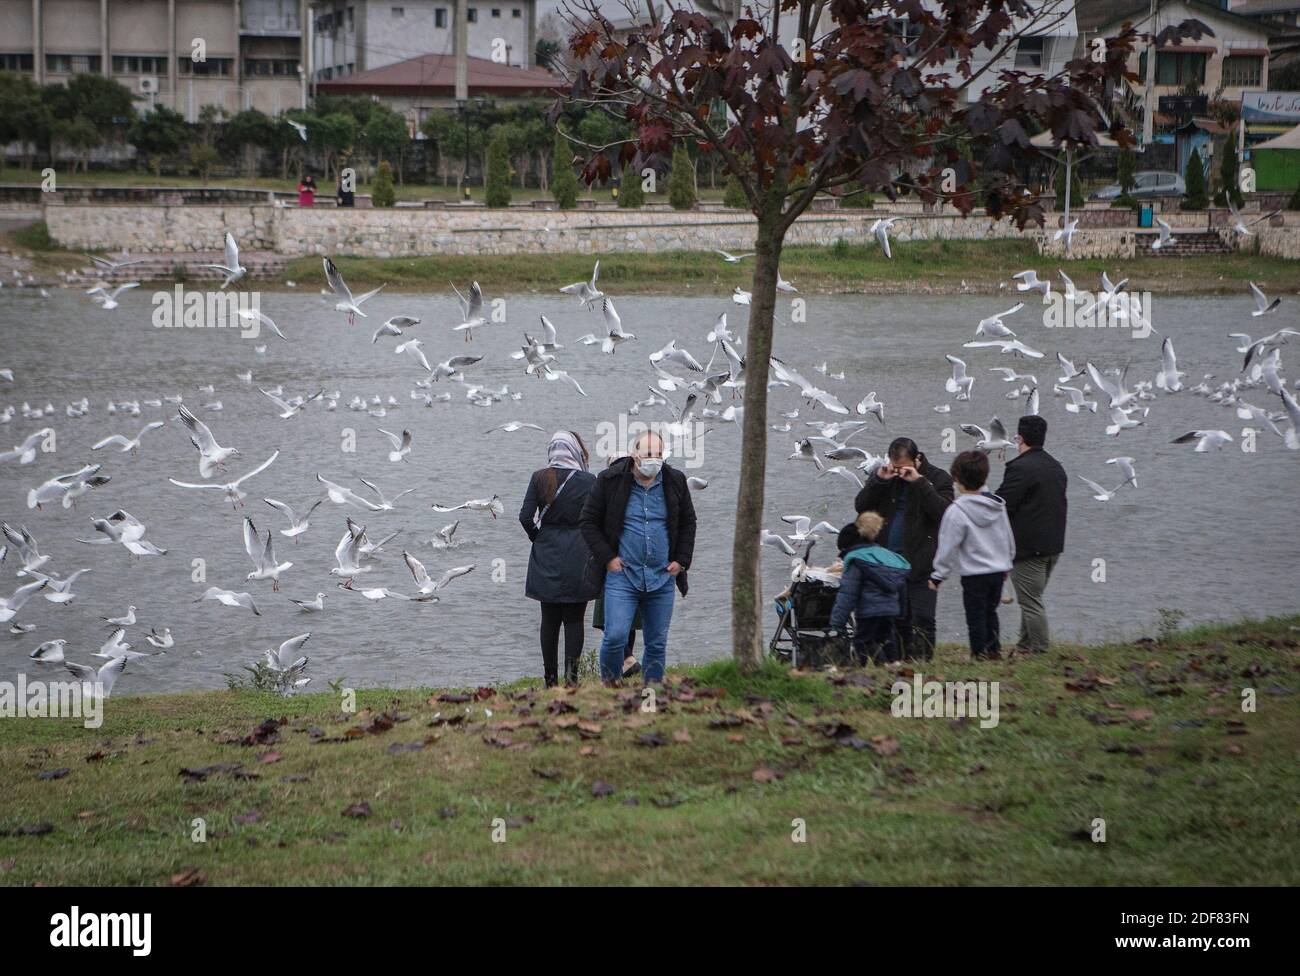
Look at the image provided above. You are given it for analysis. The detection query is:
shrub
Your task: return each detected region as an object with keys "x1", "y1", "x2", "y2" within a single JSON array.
[
  {"x1": 722, "y1": 174, "x2": 747, "y2": 209},
  {"x1": 1111, "y1": 193, "x2": 1138, "y2": 211},
  {"x1": 840, "y1": 181, "x2": 875, "y2": 208},
  {"x1": 551, "y1": 131, "x2": 579, "y2": 209},
  {"x1": 485, "y1": 132, "x2": 512, "y2": 207},
  {"x1": 668, "y1": 144, "x2": 696, "y2": 210},
  {"x1": 371, "y1": 160, "x2": 396, "y2": 207},
  {"x1": 1288, "y1": 184, "x2": 1300, "y2": 210}
]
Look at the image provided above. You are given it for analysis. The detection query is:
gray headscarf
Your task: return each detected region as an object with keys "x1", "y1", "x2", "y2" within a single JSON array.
[{"x1": 547, "y1": 430, "x2": 587, "y2": 472}]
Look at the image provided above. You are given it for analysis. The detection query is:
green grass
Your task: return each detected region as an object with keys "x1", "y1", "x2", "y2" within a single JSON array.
[
  {"x1": 286, "y1": 239, "x2": 1300, "y2": 297},
  {"x1": 2, "y1": 617, "x2": 1297, "y2": 886},
  {"x1": 8, "y1": 220, "x2": 61, "y2": 252}
]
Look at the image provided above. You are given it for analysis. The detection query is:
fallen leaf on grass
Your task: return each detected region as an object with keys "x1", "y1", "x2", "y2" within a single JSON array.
[
  {"x1": 752, "y1": 765, "x2": 782, "y2": 783},
  {"x1": 1126, "y1": 708, "x2": 1154, "y2": 722},
  {"x1": 591, "y1": 780, "x2": 616, "y2": 797},
  {"x1": 869, "y1": 735, "x2": 900, "y2": 757},
  {"x1": 35, "y1": 768, "x2": 70, "y2": 781},
  {"x1": 257, "y1": 750, "x2": 282, "y2": 764},
  {"x1": 341, "y1": 802, "x2": 372, "y2": 818},
  {"x1": 672, "y1": 729, "x2": 692, "y2": 744},
  {"x1": 232, "y1": 810, "x2": 262, "y2": 825},
  {"x1": 170, "y1": 867, "x2": 204, "y2": 887},
  {"x1": 240, "y1": 718, "x2": 283, "y2": 746},
  {"x1": 637, "y1": 732, "x2": 668, "y2": 747},
  {"x1": 578, "y1": 745, "x2": 597, "y2": 757}
]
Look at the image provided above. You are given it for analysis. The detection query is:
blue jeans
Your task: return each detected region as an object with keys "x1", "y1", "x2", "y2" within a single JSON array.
[{"x1": 599, "y1": 571, "x2": 675, "y2": 682}]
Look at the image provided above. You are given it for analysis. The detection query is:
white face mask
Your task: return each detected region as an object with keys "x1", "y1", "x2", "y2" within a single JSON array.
[{"x1": 636, "y1": 456, "x2": 664, "y2": 477}]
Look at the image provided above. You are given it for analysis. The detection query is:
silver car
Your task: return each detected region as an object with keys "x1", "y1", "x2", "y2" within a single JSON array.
[{"x1": 1091, "y1": 170, "x2": 1186, "y2": 200}]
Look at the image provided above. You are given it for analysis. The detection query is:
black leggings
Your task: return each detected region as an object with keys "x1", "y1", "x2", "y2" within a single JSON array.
[{"x1": 540, "y1": 601, "x2": 588, "y2": 686}]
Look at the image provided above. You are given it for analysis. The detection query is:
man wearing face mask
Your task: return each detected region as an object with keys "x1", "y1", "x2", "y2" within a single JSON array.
[{"x1": 579, "y1": 430, "x2": 697, "y2": 685}]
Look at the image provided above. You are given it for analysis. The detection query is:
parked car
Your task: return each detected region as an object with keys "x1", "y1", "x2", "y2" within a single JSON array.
[{"x1": 1090, "y1": 171, "x2": 1186, "y2": 200}]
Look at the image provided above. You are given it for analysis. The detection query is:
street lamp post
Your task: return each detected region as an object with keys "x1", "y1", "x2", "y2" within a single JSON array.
[{"x1": 457, "y1": 98, "x2": 468, "y2": 199}]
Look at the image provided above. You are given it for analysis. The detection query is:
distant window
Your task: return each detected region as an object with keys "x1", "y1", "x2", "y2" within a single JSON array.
[
  {"x1": 347, "y1": 6, "x2": 354, "y2": 29},
  {"x1": 467, "y1": 7, "x2": 477, "y2": 21},
  {"x1": 1222, "y1": 54, "x2": 1263, "y2": 88},
  {"x1": 436, "y1": 7, "x2": 447, "y2": 27},
  {"x1": 0, "y1": 53, "x2": 34, "y2": 71},
  {"x1": 492, "y1": 7, "x2": 501, "y2": 16},
  {"x1": 112, "y1": 55, "x2": 166, "y2": 73},
  {"x1": 512, "y1": 7, "x2": 521, "y2": 16},
  {"x1": 177, "y1": 57, "x2": 233, "y2": 76},
  {"x1": 1156, "y1": 51, "x2": 1205, "y2": 86},
  {"x1": 392, "y1": 6, "x2": 404, "y2": 17},
  {"x1": 46, "y1": 54, "x2": 102, "y2": 74},
  {"x1": 244, "y1": 58, "x2": 300, "y2": 76},
  {"x1": 1015, "y1": 36, "x2": 1045, "y2": 69}
]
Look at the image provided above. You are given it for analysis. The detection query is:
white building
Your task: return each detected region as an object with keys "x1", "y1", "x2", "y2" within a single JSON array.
[{"x1": 311, "y1": 0, "x2": 538, "y2": 80}]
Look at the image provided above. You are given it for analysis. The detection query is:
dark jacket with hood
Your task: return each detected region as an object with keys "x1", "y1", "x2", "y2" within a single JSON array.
[
  {"x1": 829, "y1": 523, "x2": 911, "y2": 628},
  {"x1": 995, "y1": 447, "x2": 1068, "y2": 560},
  {"x1": 578, "y1": 457, "x2": 697, "y2": 596},
  {"x1": 853, "y1": 455, "x2": 954, "y2": 582},
  {"x1": 519, "y1": 467, "x2": 600, "y2": 603}
]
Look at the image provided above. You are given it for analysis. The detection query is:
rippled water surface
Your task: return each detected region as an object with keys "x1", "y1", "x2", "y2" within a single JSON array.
[{"x1": 1, "y1": 284, "x2": 1296, "y2": 693}]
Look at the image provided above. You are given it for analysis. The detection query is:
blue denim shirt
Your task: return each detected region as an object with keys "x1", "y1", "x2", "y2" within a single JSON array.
[{"x1": 618, "y1": 469, "x2": 671, "y2": 592}]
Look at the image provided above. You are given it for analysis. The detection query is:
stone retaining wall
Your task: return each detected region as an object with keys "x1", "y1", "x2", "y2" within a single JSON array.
[
  {"x1": 45, "y1": 201, "x2": 1047, "y2": 257},
  {"x1": 40, "y1": 200, "x2": 1286, "y2": 260}
]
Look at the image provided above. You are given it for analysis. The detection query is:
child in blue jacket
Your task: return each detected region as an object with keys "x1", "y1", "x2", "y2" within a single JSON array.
[{"x1": 828, "y1": 511, "x2": 911, "y2": 664}]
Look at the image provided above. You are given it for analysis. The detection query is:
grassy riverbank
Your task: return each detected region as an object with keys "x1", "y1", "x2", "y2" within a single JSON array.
[
  {"x1": 2, "y1": 617, "x2": 1297, "y2": 886},
  {"x1": 7, "y1": 226, "x2": 1299, "y2": 296},
  {"x1": 283, "y1": 240, "x2": 1300, "y2": 297}
]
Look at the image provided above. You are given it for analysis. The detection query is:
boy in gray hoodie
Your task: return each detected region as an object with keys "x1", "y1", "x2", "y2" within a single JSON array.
[{"x1": 929, "y1": 451, "x2": 1016, "y2": 660}]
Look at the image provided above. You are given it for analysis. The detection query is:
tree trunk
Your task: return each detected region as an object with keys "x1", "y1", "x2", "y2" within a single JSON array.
[{"x1": 731, "y1": 205, "x2": 783, "y2": 672}]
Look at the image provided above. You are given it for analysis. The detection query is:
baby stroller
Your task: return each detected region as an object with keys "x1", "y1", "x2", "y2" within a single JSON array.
[{"x1": 768, "y1": 542, "x2": 853, "y2": 668}]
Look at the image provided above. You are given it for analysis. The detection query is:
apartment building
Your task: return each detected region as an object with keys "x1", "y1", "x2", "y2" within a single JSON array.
[{"x1": 1, "y1": 0, "x2": 308, "y2": 120}]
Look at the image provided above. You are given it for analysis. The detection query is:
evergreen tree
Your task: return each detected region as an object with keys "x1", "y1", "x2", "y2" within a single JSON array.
[
  {"x1": 723, "y1": 173, "x2": 747, "y2": 208},
  {"x1": 1217, "y1": 147, "x2": 1244, "y2": 209},
  {"x1": 1182, "y1": 149, "x2": 1208, "y2": 210},
  {"x1": 618, "y1": 167, "x2": 645, "y2": 208},
  {"x1": 668, "y1": 144, "x2": 696, "y2": 210},
  {"x1": 371, "y1": 160, "x2": 396, "y2": 207},
  {"x1": 551, "y1": 131, "x2": 579, "y2": 209},
  {"x1": 485, "y1": 131, "x2": 512, "y2": 207}
]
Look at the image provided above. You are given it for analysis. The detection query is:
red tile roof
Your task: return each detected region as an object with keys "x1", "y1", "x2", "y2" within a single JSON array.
[{"x1": 317, "y1": 54, "x2": 562, "y2": 97}]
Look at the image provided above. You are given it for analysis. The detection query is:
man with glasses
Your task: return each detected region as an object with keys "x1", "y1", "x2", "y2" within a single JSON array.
[
  {"x1": 995, "y1": 415, "x2": 1068, "y2": 654},
  {"x1": 580, "y1": 430, "x2": 697, "y2": 685}
]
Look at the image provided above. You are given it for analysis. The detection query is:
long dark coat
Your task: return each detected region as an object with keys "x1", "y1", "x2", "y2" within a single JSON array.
[{"x1": 519, "y1": 468, "x2": 600, "y2": 603}]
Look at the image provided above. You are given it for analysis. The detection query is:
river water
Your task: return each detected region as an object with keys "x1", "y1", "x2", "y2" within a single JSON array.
[{"x1": 1, "y1": 283, "x2": 1296, "y2": 693}]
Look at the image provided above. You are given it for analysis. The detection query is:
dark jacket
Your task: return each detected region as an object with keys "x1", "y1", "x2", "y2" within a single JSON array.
[
  {"x1": 853, "y1": 455, "x2": 954, "y2": 582},
  {"x1": 829, "y1": 537, "x2": 911, "y2": 629},
  {"x1": 995, "y1": 447, "x2": 1068, "y2": 561},
  {"x1": 519, "y1": 467, "x2": 600, "y2": 603},
  {"x1": 578, "y1": 457, "x2": 697, "y2": 597}
]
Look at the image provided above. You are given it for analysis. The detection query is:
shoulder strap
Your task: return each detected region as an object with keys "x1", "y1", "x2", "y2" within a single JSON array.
[{"x1": 534, "y1": 469, "x2": 576, "y2": 529}]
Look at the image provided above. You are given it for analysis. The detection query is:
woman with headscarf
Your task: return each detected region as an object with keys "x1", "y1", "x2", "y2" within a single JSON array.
[{"x1": 518, "y1": 431, "x2": 600, "y2": 686}]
